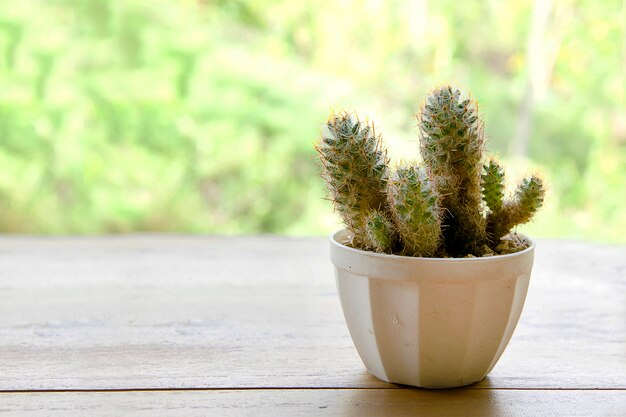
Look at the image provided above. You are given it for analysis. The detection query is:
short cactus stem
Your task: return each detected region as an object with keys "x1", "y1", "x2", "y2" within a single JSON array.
[
  {"x1": 387, "y1": 166, "x2": 441, "y2": 257},
  {"x1": 487, "y1": 175, "x2": 546, "y2": 244},
  {"x1": 364, "y1": 210, "x2": 396, "y2": 253},
  {"x1": 517, "y1": 175, "x2": 545, "y2": 217},
  {"x1": 482, "y1": 158, "x2": 505, "y2": 212}
]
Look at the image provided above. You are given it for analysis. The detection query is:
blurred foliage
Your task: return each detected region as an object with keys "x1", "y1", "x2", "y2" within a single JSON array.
[{"x1": 0, "y1": 0, "x2": 623, "y2": 242}]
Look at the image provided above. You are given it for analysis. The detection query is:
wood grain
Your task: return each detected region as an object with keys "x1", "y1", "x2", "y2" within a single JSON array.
[
  {"x1": 0, "y1": 236, "x2": 624, "y2": 415},
  {"x1": 1, "y1": 389, "x2": 625, "y2": 416}
]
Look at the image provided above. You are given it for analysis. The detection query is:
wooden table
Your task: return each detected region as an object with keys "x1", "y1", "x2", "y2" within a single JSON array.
[{"x1": 0, "y1": 236, "x2": 624, "y2": 416}]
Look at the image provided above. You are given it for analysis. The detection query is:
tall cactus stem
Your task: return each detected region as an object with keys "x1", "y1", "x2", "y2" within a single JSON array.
[{"x1": 417, "y1": 86, "x2": 486, "y2": 256}]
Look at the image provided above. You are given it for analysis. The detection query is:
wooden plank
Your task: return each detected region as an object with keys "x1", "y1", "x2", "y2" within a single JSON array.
[
  {"x1": 0, "y1": 285, "x2": 379, "y2": 390},
  {"x1": 1, "y1": 389, "x2": 625, "y2": 417},
  {"x1": 0, "y1": 236, "x2": 333, "y2": 288},
  {"x1": 0, "y1": 237, "x2": 624, "y2": 390}
]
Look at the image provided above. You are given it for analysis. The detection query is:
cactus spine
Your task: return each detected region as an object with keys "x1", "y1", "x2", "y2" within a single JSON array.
[
  {"x1": 316, "y1": 85, "x2": 546, "y2": 257},
  {"x1": 387, "y1": 167, "x2": 441, "y2": 256},
  {"x1": 417, "y1": 86, "x2": 486, "y2": 256}
]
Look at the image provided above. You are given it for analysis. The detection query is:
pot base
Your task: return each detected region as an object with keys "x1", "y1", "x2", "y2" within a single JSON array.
[{"x1": 368, "y1": 369, "x2": 485, "y2": 389}]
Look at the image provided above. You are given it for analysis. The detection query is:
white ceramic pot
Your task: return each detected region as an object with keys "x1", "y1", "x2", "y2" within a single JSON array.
[{"x1": 330, "y1": 229, "x2": 535, "y2": 389}]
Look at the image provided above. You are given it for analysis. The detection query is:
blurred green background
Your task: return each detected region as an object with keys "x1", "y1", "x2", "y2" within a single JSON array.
[{"x1": 0, "y1": 0, "x2": 624, "y2": 241}]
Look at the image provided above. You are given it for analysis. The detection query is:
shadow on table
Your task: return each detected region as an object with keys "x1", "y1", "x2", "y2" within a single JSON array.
[
  {"x1": 338, "y1": 385, "x2": 499, "y2": 417},
  {"x1": 338, "y1": 377, "x2": 626, "y2": 417}
]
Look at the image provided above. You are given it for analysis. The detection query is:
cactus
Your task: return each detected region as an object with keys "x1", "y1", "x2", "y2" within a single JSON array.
[
  {"x1": 316, "y1": 85, "x2": 546, "y2": 257},
  {"x1": 417, "y1": 86, "x2": 486, "y2": 256},
  {"x1": 387, "y1": 166, "x2": 441, "y2": 256},
  {"x1": 316, "y1": 111, "x2": 391, "y2": 248}
]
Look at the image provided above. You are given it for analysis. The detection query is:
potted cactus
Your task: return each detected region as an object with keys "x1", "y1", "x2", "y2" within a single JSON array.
[{"x1": 316, "y1": 86, "x2": 545, "y2": 388}]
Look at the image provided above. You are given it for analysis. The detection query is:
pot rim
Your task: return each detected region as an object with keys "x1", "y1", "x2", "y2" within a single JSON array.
[{"x1": 330, "y1": 228, "x2": 535, "y2": 264}]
